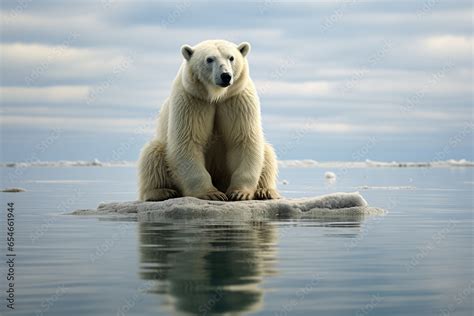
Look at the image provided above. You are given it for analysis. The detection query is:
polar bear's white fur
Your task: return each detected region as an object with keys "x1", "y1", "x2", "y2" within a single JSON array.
[{"x1": 138, "y1": 40, "x2": 280, "y2": 201}]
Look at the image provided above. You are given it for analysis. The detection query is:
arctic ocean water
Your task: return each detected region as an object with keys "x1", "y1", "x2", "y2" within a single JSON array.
[{"x1": 0, "y1": 165, "x2": 472, "y2": 315}]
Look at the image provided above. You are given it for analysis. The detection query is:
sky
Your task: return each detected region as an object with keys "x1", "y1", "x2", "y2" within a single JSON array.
[{"x1": 0, "y1": 0, "x2": 472, "y2": 162}]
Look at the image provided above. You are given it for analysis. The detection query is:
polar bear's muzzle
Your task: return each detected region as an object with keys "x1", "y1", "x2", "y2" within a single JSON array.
[
  {"x1": 211, "y1": 59, "x2": 234, "y2": 88},
  {"x1": 218, "y1": 72, "x2": 232, "y2": 87}
]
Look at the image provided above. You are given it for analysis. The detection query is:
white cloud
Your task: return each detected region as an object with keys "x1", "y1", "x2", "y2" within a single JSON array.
[
  {"x1": 344, "y1": 9, "x2": 471, "y2": 26},
  {"x1": 0, "y1": 1, "x2": 472, "y2": 161},
  {"x1": 0, "y1": 86, "x2": 89, "y2": 103},
  {"x1": 256, "y1": 80, "x2": 330, "y2": 97},
  {"x1": 1, "y1": 42, "x2": 128, "y2": 70},
  {"x1": 421, "y1": 35, "x2": 473, "y2": 57},
  {"x1": 1, "y1": 112, "x2": 437, "y2": 135},
  {"x1": 1, "y1": 11, "x2": 283, "y2": 50},
  {"x1": 352, "y1": 76, "x2": 472, "y2": 95},
  {"x1": 0, "y1": 106, "x2": 56, "y2": 114},
  {"x1": 0, "y1": 42, "x2": 141, "y2": 86},
  {"x1": 0, "y1": 114, "x2": 155, "y2": 134},
  {"x1": 262, "y1": 115, "x2": 437, "y2": 134}
]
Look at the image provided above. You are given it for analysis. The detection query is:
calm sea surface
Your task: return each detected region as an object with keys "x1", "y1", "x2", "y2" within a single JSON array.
[{"x1": 0, "y1": 166, "x2": 473, "y2": 315}]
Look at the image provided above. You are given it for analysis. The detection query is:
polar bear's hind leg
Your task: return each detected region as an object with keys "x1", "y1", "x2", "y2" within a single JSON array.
[
  {"x1": 138, "y1": 139, "x2": 179, "y2": 201},
  {"x1": 255, "y1": 143, "x2": 281, "y2": 200}
]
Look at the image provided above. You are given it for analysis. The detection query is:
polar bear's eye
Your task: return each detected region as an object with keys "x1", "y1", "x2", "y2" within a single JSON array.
[
  {"x1": 229, "y1": 56, "x2": 234, "y2": 62},
  {"x1": 206, "y1": 57, "x2": 214, "y2": 63}
]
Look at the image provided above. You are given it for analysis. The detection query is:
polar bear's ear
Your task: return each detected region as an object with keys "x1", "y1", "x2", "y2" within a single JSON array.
[
  {"x1": 237, "y1": 42, "x2": 251, "y2": 57},
  {"x1": 181, "y1": 45, "x2": 194, "y2": 61}
]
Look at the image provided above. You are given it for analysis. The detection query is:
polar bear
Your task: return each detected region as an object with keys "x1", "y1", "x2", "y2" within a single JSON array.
[{"x1": 138, "y1": 40, "x2": 280, "y2": 201}]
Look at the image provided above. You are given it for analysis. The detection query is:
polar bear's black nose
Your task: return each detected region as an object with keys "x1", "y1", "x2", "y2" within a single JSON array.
[{"x1": 220, "y1": 72, "x2": 232, "y2": 84}]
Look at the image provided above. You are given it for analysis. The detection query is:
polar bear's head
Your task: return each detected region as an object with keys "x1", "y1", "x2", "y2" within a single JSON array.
[{"x1": 180, "y1": 40, "x2": 251, "y2": 101}]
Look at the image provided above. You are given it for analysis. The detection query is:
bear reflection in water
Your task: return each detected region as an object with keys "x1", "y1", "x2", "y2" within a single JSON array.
[
  {"x1": 138, "y1": 221, "x2": 277, "y2": 314},
  {"x1": 138, "y1": 218, "x2": 364, "y2": 314}
]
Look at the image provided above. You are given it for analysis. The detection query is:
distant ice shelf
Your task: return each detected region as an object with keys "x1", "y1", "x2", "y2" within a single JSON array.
[
  {"x1": 0, "y1": 158, "x2": 472, "y2": 168},
  {"x1": 0, "y1": 159, "x2": 135, "y2": 168},
  {"x1": 278, "y1": 159, "x2": 474, "y2": 168},
  {"x1": 356, "y1": 185, "x2": 416, "y2": 190}
]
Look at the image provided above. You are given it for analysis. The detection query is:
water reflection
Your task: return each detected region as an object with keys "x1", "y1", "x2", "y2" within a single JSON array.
[
  {"x1": 138, "y1": 221, "x2": 278, "y2": 315},
  {"x1": 137, "y1": 215, "x2": 366, "y2": 315}
]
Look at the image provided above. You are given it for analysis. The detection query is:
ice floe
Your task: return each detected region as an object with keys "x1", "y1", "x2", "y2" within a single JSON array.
[
  {"x1": 325, "y1": 171, "x2": 337, "y2": 179},
  {"x1": 70, "y1": 192, "x2": 384, "y2": 221},
  {"x1": 1, "y1": 188, "x2": 26, "y2": 192}
]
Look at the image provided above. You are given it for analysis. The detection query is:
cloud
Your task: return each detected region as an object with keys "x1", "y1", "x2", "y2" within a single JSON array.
[
  {"x1": 1, "y1": 86, "x2": 89, "y2": 103},
  {"x1": 0, "y1": 0, "x2": 472, "y2": 161},
  {"x1": 0, "y1": 43, "x2": 137, "y2": 86},
  {"x1": 421, "y1": 35, "x2": 473, "y2": 57},
  {"x1": 262, "y1": 115, "x2": 438, "y2": 135},
  {"x1": 256, "y1": 80, "x2": 330, "y2": 97},
  {"x1": 0, "y1": 10, "x2": 283, "y2": 50},
  {"x1": 0, "y1": 114, "x2": 154, "y2": 134},
  {"x1": 0, "y1": 112, "x2": 438, "y2": 136}
]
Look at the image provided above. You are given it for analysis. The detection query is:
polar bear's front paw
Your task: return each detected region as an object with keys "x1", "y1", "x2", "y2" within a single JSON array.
[
  {"x1": 198, "y1": 190, "x2": 228, "y2": 201},
  {"x1": 254, "y1": 188, "x2": 281, "y2": 200},
  {"x1": 227, "y1": 190, "x2": 254, "y2": 201}
]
